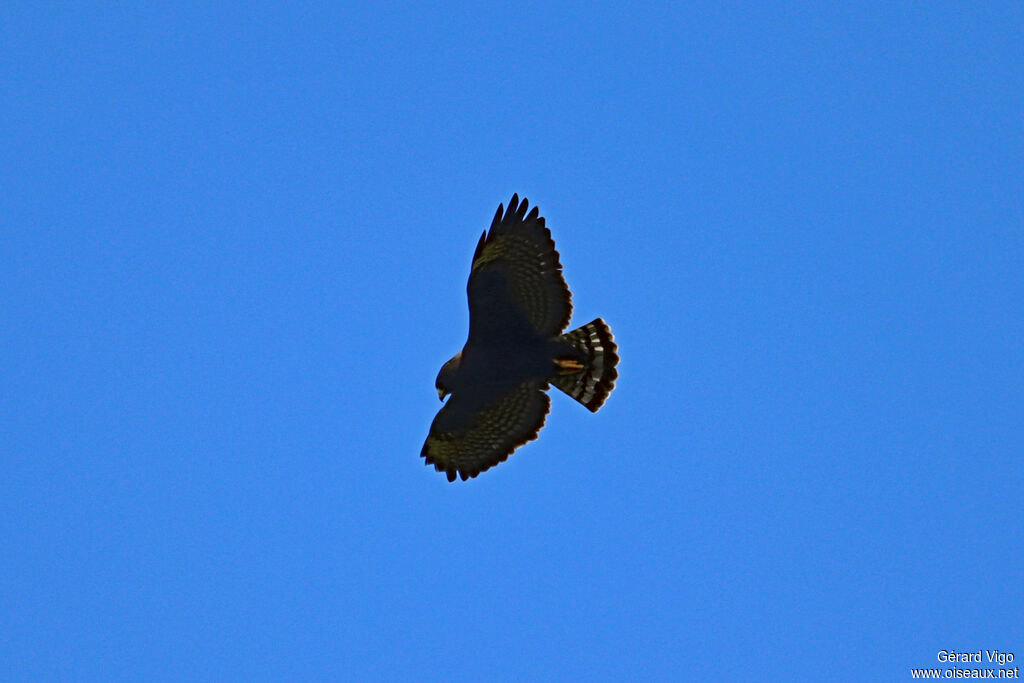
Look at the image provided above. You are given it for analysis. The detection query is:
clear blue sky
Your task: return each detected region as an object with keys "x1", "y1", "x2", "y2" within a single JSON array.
[{"x1": 3, "y1": 2, "x2": 1021, "y2": 680}]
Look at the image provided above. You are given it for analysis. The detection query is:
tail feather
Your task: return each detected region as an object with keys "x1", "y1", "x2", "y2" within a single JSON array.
[{"x1": 552, "y1": 318, "x2": 618, "y2": 412}]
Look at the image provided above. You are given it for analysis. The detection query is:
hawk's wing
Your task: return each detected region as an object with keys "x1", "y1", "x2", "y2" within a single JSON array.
[
  {"x1": 466, "y1": 194, "x2": 573, "y2": 343},
  {"x1": 421, "y1": 380, "x2": 551, "y2": 481}
]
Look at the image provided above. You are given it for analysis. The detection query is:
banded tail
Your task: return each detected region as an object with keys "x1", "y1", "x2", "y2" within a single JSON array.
[{"x1": 552, "y1": 318, "x2": 619, "y2": 412}]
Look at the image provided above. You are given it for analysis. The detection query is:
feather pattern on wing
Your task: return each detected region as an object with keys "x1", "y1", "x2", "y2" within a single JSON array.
[
  {"x1": 466, "y1": 194, "x2": 573, "y2": 342},
  {"x1": 422, "y1": 380, "x2": 550, "y2": 481}
]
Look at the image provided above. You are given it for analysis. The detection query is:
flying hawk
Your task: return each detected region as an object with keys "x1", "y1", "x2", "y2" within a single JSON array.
[{"x1": 422, "y1": 194, "x2": 619, "y2": 481}]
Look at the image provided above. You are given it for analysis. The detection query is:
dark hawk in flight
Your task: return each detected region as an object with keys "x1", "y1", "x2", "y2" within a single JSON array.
[{"x1": 422, "y1": 194, "x2": 619, "y2": 481}]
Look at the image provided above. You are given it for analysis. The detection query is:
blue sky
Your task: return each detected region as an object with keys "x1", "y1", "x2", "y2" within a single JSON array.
[{"x1": 3, "y1": 2, "x2": 1022, "y2": 680}]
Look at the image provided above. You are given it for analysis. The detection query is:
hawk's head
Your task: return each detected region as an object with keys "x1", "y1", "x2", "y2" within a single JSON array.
[{"x1": 435, "y1": 351, "x2": 462, "y2": 401}]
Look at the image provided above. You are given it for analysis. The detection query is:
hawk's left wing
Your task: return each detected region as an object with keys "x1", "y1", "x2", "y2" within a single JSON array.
[
  {"x1": 466, "y1": 194, "x2": 573, "y2": 344},
  {"x1": 421, "y1": 380, "x2": 550, "y2": 481}
]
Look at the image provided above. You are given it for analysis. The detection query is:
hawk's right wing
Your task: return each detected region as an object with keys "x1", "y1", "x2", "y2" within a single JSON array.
[
  {"x1": 465, "y1": 195, "x2": 573, "y2": 344},
  {"x1": 421, "y1": 380, "x2": 550, "y2": 482}
]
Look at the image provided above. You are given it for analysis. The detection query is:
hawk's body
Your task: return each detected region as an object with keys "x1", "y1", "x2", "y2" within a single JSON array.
[{"x1": 422, "y1": 195, "x2": 618, "y2": 481}]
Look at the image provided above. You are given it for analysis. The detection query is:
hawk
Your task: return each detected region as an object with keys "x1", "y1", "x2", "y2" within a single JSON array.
[{"x1": 422, "y1": 194, "x2": 619, "y2": 481}]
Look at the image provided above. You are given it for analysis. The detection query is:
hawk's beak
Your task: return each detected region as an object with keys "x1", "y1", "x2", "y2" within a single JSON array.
[{"x1": 437, "y1": 388, "x2": 448, "y2": 401}]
